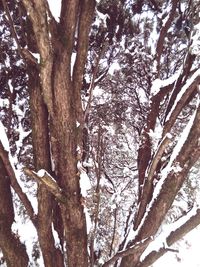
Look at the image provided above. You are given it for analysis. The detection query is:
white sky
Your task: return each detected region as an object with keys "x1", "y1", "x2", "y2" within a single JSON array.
[{"x1": 47, "y1": 0, "x2": 61, "y2": 22}]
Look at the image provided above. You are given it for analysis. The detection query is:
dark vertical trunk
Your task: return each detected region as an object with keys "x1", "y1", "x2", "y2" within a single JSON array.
[
  {"x1": 0, "y1": 158, "x2": 29, "y2": 267},
  {"x1": 29, "y1": 66, "x2": 64, "y2": 267},
  {"x1": 50, "y1": 57, "x2": 89, "y2": 267}
]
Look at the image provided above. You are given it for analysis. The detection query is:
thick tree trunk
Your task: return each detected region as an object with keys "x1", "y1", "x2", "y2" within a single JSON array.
[
  {"x1": 29, "y1": 66, "x2": 64, "y2": 267},
  {"x1": 50, "y1": 56, "x2": 89, "y2": 267},
  {"x1": 0, "y1": 159, "x2": 29, "y2": 267},
  {"x1": 22, "y1": 0, "x2": 95, "y2": 265}
]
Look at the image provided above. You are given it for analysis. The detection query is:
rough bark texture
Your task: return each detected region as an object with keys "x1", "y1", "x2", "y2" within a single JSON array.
[
  {"x1": 119, "y1": 106, "x2": 200, "y2": 267},
  {"x1": 29, "y1": 65, "x2": 64, "y2": 267},
  {"x1": 24, "y1": 1, "x2": 95, "y2": 267},
  {"x1": 137, "y1": 208, "x2": 200, "y2": 267},
  {"x1": 0, "y1": 159, "x2": 29, "y2": 267},
  {"x1": 0, "y1": 1, "x2": 200, "y2": 267}
]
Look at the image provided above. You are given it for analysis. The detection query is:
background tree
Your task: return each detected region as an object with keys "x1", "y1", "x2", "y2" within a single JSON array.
[{"x1": 0, "y1": 0, "x2": 200, "y2": 267}]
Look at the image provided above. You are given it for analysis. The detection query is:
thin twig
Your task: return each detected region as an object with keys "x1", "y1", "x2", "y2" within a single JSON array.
[{"x1": 109, "y1": 206, "x2": 118, "y2": 257}]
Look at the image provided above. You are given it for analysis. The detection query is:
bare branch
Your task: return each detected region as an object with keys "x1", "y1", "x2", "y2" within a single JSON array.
[
  {"x1": 60, "y1": 0, "x2": 79, "y2": 62},
  {"x1": 109, "y1": 207, "x2": 118, "y2": 257},
  {"x1": 0, "y1": 141, "x2": 37, "y2": 225},
  {"x1": 73, "y1": 0, "x2": 96, "y2": 124},
  {"x1": 22, "y1": 0, "x2": 54, "y2": 114}
]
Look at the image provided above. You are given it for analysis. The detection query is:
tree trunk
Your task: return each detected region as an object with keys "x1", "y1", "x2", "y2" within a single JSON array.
[
  {"x1": 0, "y1": 158, "x2": 29, "y2": 267},
  {"x1": 49, "y1": 53, "x2": 89, "y2": 266},
  {"x1": 29, "y1": 65, "x2": 64, "y2": 267}
]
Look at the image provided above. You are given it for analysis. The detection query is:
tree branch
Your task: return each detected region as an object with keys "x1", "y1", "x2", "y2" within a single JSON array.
[
  {"x1": 147, "y1": 134, "x2": 171, "y2": 182},
  {"x1": 73, "y1": 0, "x2": 96, "y2": 125},
  {"x1": 137, "y1": 208, "x2": 200, "y2": 267},
  {"x1": 2, "y1": 0, "x2": 38, "y2": 65},
  {"x1": 0, "y1": 141, "x2": 37, "y2": 226},
  {"x1": 60, "y1": 0, "x2": 79, "y2": 62},
  {"x1": 137, "y1": 105, "x2": 200, "y2": 241},
  {"x1": 120, "y1": 105, "x2": 200, "y2": 267},
  {"x1": 102, "y1": 238, "x2": 152, "y2": 267},
  {"x1": 23, "y1": 168, "x2": 67, "y2": 203},
  {"x1": 22, "y1": 0, "x2": 54, "y2": 114},
  {"x1": 155, "y1": 0, "x2": 179, "y2": 74},
  {"x1": 163, "y1": 69, "x2": 200, "y2": 137},
  {"x1": 134, "y1": 133, "x2": 173, "y2": 229}
]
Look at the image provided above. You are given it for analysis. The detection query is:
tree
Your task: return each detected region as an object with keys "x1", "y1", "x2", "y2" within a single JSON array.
[{"x1": 0, "y1": 0, "x2": 200, "y2": 267}]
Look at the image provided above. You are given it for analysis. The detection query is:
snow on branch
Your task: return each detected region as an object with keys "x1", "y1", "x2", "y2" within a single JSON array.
[
  {"x1": 102, "y1": 237, "x2": 151, "y2": 267},
  {"x1": 24, "y1": 168, "x2": 67, "y2": 203},
  {"x1": 140, "y1": 207, "x2": 200, "y2": 267},
  {"x1": 150, "y1": 69, "x2": 181, "y2": 96},
  {"x1": 163, "y1": 69, "x2": 200, "y2": 135},
  {"x1": 168, "y1": 69, "x2": 200, "y2": 119},
  {"x1": 0, "y1": 121, "x2": 9, "y2": 151},
  {"x1": 147, "y1": 134, "x2": 172, "y2": 183},
  {"x1": 164, "y1": 106, "x2": 197, "y2": 173}
]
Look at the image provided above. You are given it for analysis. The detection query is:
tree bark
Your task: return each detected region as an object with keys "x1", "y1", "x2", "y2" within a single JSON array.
[
  {"x1": 24, "y1": 1, "x2": 95, "y2": 266},
  {"x1": 29, "y1": 65, "x2": 64, "y2": 267},
  {"x1": 0, "y1": 158, "x2": 29, "y2": 267},
  {"x1": 120, "y1": 106, "x2": 200, "y2": 267},
  {"x1": 137, "y1": 208, "x2": 200, "y2": 267}
]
